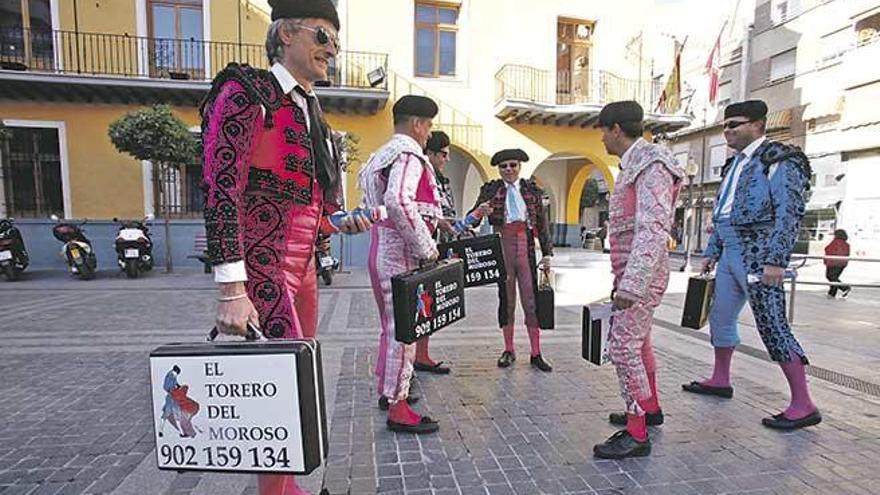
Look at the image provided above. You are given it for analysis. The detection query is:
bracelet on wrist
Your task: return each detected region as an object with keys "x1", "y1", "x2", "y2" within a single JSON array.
[{"x1": 217, "y1": 293, "x2": 248, "y2": 303}]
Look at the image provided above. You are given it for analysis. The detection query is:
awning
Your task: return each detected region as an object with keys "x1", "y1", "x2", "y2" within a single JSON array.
[
  {"x1": 766, "y1": 109, "x2": 792, "y2": 130},
  {"x1": 842, "y1": 82, "x2": 880, "y2": 129},
  {"x1": 803, "y1": 96, "x2": 844, "y2": 121}
]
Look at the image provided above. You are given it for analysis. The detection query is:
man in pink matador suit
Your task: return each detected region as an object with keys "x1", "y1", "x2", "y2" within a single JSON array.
[
  {"x1": 592, "y1": 101, "x2": 684, "y2": 460},
  {"x1": 359, "y1": 95, "x2": 443, "y2": 435},
  {"x1": 201, "y1": 1, "x2": 369, "y2": 493}
]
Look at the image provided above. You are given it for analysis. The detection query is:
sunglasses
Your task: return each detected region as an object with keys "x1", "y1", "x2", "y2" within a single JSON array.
[
  {"x1": 498, "y1": 162, "x2": 519, "y2": 170},
  {"x1": 723, "y1": 119, "x2": 753, "y2": 130},
  {"x1": 298, "y1": 25, "x2": 341, "y2": 52}
]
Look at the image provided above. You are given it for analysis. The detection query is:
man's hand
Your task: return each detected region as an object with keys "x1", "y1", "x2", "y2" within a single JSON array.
[
  {"x1": 612, "y1": 290, "x2": 639, "y2": 311},
  {"x1": 337, "y1": 213, "x2": 372, "y2": 234},
  {"x1": 216, "y1": 282, "x2": 258, "y2": 337},
  {"x1": 702, "y1": 258, "x2": 716, "y2": 275},
  {"x1": 424, "y1": 247, "x2": 440, "y2": 263},
  {"x1": 438, "y1": 218, "x2": 457, "y2": 235},
  {"x1": 761, "y1": 265, "x2": 785, "y2": 287},
  {"x1": 477, "y1": 201, "x2": 493, "y2": 216},
  {"x1": 538, "y1": 256, "x2": 552, "y2": 271}
]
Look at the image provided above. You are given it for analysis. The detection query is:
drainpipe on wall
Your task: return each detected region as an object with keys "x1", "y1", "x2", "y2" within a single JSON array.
[{"x1": 740, "y1": 23, "x2": 752, "y2": 99}]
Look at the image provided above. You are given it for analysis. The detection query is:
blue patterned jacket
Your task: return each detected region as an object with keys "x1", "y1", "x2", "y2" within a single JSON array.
[{"x1": 703, "y1": 140, "x2": 811, "y2": 267}]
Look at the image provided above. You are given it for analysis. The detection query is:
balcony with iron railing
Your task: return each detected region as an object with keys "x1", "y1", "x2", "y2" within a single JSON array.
[
  {"x1": 494, "y1": 64, "x2": 688, "y2": 131},
  {"x1": 0, "y1": 28, "x2": 389, "y2": 109}
]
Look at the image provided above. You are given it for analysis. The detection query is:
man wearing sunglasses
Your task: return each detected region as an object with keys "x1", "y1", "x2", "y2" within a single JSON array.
[
  {"x1": 201, "y1": 1, "x2": 367, "y2": 493},
  {"x1": 591, "y1": 101, "x2": 685, "y2": 459},
  {"x1": 682, "y1": 100, "x2": 820, "y2": 431},
  {"x1": 411, "y1": 130, "x2": 456, "y2": 376},
  {"x1": 467, "y1": 149, "x2": 554, "y2": 372}
]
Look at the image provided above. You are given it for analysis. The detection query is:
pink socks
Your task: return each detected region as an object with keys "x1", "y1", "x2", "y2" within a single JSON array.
[
  {"x1": 703, "y1": 346, "x2": 735, "y2": 387},
  {"x1": 415, "y1": 337, "x2": 435, "y2": 365},
  {"x1": 257, "y1": 474, "x2": 310, "y2": 495},
  {"x1": 388, "y1": 400, "x2": 422, "y2": 426},
  {"x1": 527, "y1": 326, "x2": 541, "y2": 357},
  {"x1": 626, "y1": 414, "x2": 648, "y2": 441},
  {"x1": 779, "y1": 351, "x2": 817, "y2": 419},
  {"x1": 502, "y1": 325, "x2": 515, "y2": 353},
  {"x1": 639, "y1": 372, "x2": 661, "y2": 414}
]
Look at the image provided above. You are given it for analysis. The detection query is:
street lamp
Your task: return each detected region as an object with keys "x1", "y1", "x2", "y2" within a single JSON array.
[{"x1": 680, "y1": 157, "x2": 700, "y2": 272}]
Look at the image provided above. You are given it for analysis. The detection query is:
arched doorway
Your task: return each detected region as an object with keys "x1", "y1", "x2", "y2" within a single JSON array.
[{"x1": 443, "y1": 144, "x2": 489, "y2": 215}]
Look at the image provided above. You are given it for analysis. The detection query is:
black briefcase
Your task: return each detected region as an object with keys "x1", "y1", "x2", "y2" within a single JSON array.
[
  {"x1": 536, "y1": 270, "x2": 555, "y2": 330},
  {"x1": 149, "y1": 338, "x2": 327, "y2": 475},
  {"x1": 582, "y1": 302, "x2": 612, "y2": 365},
  {"x1": 392, "y1": 258, "x2": 466, "y2": 343},
  {"x1": 438, "y1": 233, "x2": 506, "y2": 287},
  {"x1": 681, "y1": 275, "x2": 715, "y2": 329}
]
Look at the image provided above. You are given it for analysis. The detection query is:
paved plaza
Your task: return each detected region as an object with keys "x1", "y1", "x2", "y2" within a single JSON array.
[{"x1": 0, "y1": 249, "x2": 879, "y2": 494}]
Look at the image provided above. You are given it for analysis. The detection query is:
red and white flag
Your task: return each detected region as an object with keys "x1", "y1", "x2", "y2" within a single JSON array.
[{"x1": 705, "y1": 20, "x2": 728, "y2": 107}]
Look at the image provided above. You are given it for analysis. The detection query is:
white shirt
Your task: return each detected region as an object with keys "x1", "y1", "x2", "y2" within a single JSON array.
[
  {"x1": 619, "y1": 138, "x2": 642, "y2": 168},
  {"x1": 213, "y1": 63, "x2": 330, "y2": 283},
  {"x1": 716, "y1": 136, "x2": 767, "y2": 218},
  {"x1": 504, "y1": 179, "x2": 528, "y2": 223}
]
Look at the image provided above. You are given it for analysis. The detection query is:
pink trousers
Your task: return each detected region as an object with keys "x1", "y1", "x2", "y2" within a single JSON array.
[
  {"x1": 258, "y1": 208, "x2": 319, "y2": 495},
  {"x1": 369, "y1": 225, "x2": 418, "y2": 402}
]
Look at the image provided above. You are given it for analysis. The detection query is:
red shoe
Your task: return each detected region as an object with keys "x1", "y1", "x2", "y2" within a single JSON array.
[{"x1": 386, "y1": 400, "x2": 439, "y2": 434}]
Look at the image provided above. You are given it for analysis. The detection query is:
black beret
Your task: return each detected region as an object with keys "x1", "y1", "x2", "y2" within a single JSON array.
[
  {"x1": 393, "y1": 95, "x2": 438, "y2": 119},
  {"x1": 724, "y1": 100, "x2": 768, "y2": 121},
  {"x1": 425, "y1": 131, "x2": 450, "y2": 152},
  {"x1": 595, "y1": 100, "x2": 644, "y2": 128},
  {"x1": 269, "y1": 0, "x2": 340, "y2": 30},
  {"x1": 491, "y1": 149, "x2": 529, "y2": 166}
]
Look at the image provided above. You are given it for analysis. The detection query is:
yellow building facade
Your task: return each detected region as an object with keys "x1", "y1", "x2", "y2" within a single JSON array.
[{"x1": 0, "y1": 0, "x2": 687, "y2": 267}]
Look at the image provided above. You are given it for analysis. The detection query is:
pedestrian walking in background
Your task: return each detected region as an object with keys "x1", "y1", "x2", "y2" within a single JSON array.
[{"x1": 824, "y1": 229, "x2": 851, "y2": 299}]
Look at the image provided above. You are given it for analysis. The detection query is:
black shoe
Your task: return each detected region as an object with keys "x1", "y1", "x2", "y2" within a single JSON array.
[
  {"x1": 414, "y1": 361, "x2": 451, "y2": 374},
  {"x1": 378, "y1": 395, "x2": 419, "y2": 411},
  {"x1": 762, "y1": 410, "x2": 822, "y2": 431},
  {"x1": 497, "y1": 351, "x2": 516, "y2": 368},
  {"x1": 593, "y1": 430, "x2": 651, "y2": 459},
  {"x1": 530, "y1": 354, "x2": 553, "y2": 372},
  {"x1": 682, "y1": 381, "x2": 734, "y2": 399},
  {"x1": 609, "y1": 410, "x2": 664, "y2": 426},
  {"x1": 387, "y1": 415, "x2": 439, "y2": 434}
]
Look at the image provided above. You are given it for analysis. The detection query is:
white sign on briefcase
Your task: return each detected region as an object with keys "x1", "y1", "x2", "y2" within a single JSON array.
[{"x1": 149, "y1": 340, "x2": 326, "y2": 475}]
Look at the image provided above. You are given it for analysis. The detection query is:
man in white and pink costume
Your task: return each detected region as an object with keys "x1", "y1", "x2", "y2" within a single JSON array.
[
  {"x1": 359, "y1": 95, "x2": 443, "y2": 434},
  {"x1": 592, "y1": 101, "x2": 684, "y2": 459}
]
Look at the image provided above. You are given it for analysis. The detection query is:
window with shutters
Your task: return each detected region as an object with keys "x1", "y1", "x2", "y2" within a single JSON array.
[
  {"x1": 414, "y1": 1, "x2": 459, "y2": 77},
  {"x1": 769, "y1": 48, "x2": 796, "y2": 82},
  {"x1": 1, "y1": 126, "x2": 64, "y2": 218}
]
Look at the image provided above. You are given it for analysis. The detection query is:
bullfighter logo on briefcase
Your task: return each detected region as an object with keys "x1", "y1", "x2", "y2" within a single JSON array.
[{"x1": 393, "y1": 259, "x2": 466, "y2": 343}]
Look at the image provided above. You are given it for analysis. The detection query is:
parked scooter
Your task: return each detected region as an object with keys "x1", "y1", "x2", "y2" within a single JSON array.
[
  {"x1": 113, "y1": 215, "x2": 154, "y2": 278},
  {"x1": 315, "y1": 234, "x2": 339, "y2": 286},
  {"x1": 0, "y1": 218, "x2": 29, "y2": 281},
  {"x1": 51, "y1": 217, "x2": 97, "y2": 280}
]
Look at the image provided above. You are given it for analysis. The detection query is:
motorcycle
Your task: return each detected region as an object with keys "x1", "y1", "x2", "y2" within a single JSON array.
[
  {"x1": 113, "y1": 215, "x2": 154, "y2": 278},
  {"x1": 51, "y1": 217, "x2": 97, "y2": 280},
  {"x1": 0, "y1": 218, "x2": 29, "y2": 281},
  {"x1": 315, "y1": 234, "x2": 339, "y2": 286}
]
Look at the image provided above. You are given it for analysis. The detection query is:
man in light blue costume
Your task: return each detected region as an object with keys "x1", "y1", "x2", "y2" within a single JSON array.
[{"x1": 682, "y1": 100, "x2": 821, "y2": 430}]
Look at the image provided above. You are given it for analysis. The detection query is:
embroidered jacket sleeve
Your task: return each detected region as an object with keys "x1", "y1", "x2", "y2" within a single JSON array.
[
  {"x1": 385, "y1": 153, "x2": 437, "y2": 260},
  {"x1": 527, "y1": 181, "x2": 554, "y2": 256},
  {"x1": 765, "y1": 157, "x2": 808, "y2": 267},
  {"x1": 202, "y1": 79, "x2": 263, "y2": 267},
  {"x1": 618, "y1": 163, "x2": 676, "y2": 299}
]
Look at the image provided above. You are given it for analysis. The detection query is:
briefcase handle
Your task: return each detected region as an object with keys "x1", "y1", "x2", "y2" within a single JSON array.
[{"x1": 207, "y1": 321, "x2": 263, "y2": 342}]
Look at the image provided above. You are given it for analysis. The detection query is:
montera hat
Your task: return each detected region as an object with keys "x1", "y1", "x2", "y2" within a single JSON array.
[
  {"x1": 392, "y1": 95, "x2": 439, "y2": 119},
  {"x1": 426, "y1": 131, "x2": 451, "y2": 152},
  {"x1": 724, "y1": 100, "x2": 769, "y2": 121},
  {"x1": 491, "y1": 149, "x2": 529, "y2": 166},
  {"x1": 269, "y1": 0, "x2": 340, "y2": 30}
]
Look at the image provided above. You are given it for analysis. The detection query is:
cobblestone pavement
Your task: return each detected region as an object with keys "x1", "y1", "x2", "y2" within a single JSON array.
[{"x1": 0, "y1": 250, "x2": 879, "y2": 494}]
